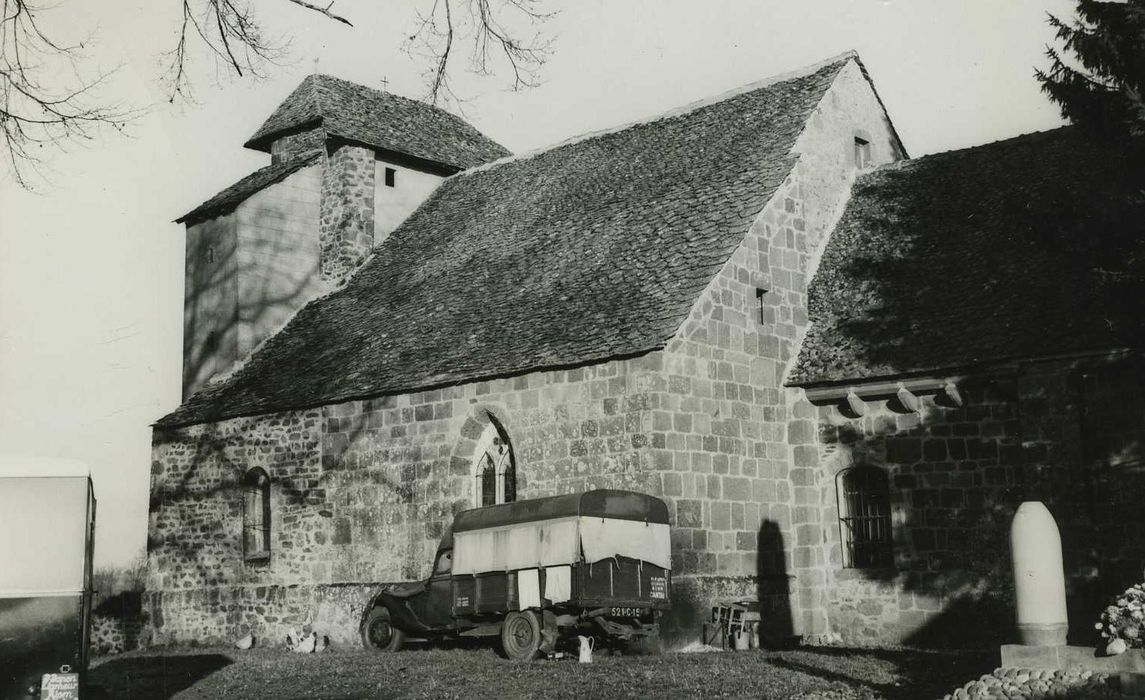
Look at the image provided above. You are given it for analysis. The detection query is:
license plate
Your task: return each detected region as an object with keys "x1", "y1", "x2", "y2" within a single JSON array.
[{"x1": 610, "y1": 607, "x2": 646, "y2": 617}]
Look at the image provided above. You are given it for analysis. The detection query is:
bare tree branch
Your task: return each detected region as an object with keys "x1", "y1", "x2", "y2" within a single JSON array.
[
  {"x1": 2, "y1": 0, "x2": 551, "y2": 189},
  {"x1": 284, "y1": 0, "x2": 352, "y2": 27},
  {"x1": 407, "y1": 0, "x2": 554, "y2": 107},
  {"x1": 0, "y1": 0, "x2": 135, "y2": 189}
]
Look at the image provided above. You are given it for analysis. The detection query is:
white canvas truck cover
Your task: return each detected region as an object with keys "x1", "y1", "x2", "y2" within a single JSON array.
[
  {"x1": 0, "y1": 456, "x2": 93, "y2": 596},
  {"x1": 453, "y1": 517, "x2": 670, "y2": 574}
]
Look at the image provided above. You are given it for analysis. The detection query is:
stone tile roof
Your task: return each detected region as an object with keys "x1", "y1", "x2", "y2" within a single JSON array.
[
  {"x1": 790, "y1": 127, "x2": 1145, "y2": 386},
  {"x1": 158, "y1": 55, "x2": 857, "y2": 427},
  {"x1": 244, "y1": 74, "x2": 511, "y2": 170},
  {"x1": 176, "y1": 150, "x2": 321, "y2": 225}
]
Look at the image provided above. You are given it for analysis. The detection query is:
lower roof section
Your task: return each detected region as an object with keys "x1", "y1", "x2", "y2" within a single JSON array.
[{"x1": 791, "y1": 127, "x2": 1145, "y2": 386}]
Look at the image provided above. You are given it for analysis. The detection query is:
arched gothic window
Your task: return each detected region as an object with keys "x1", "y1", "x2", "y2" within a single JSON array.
[
  {"x1": 836, "y1": 466, "x2": 893, "y2": 569},
  {"x1": 473, "y1": 421, "x2": 515, "y2": 507},
  {"x1": 243, "y1": 467, "x2": 271, "y2": 562}
]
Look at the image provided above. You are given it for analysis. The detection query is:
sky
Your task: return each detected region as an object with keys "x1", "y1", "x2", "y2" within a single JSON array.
[{"x1": 0, "y1": 0, "x2": 1073, "y2": 568}]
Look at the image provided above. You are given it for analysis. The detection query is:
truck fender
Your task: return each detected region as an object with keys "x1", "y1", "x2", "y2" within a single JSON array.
[{"x1": 361, "y1": 590, "x2": 400, "y2": 627}]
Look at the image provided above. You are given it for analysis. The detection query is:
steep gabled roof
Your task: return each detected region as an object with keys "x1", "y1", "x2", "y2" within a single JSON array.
[
  {"x1": 176, "y1": 150, "x2": 322, "y2": 225},
  {"x1": 790, "y1": 127, "x2": 1145, "y2": 386},
  {"x1": 158, "y1": 54, "x2": 860, "y2": 428},
  {"x1": 244, "y1": 74, "x2": 511, "y2": 171}
]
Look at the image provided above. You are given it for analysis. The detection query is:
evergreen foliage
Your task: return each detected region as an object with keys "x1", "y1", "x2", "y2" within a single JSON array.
[{"x1": 1036, "y1": 0, "x2": 1145, "y2": 138}]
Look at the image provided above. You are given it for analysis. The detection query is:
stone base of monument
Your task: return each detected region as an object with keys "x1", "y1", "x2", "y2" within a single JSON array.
[{"x1": 1001, "y1": 645, "x2": 1145, "y2": 697}]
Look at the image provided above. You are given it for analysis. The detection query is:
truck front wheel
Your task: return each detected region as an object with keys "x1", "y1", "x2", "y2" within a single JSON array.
[
  {"x1": 500, "y1": 610, "x2": 542, "y2": 661},
  {"x1": 362, "y1": 606, "x2": 406, "y2": 652}
]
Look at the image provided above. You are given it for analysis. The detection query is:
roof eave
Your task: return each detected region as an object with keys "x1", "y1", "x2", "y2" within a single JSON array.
[
  {"x1": 787, "y1": 345, "x2": 1139, "y2": 400},
  {"x1": 243, "y1": 117, "x2": 326, "y2": 153},
  {"x1": 174, "y1": 150, "x2": 323, "y2": 225},
  {"x1": 152, "y1": 342, "x2": 672, "y2": 430}
]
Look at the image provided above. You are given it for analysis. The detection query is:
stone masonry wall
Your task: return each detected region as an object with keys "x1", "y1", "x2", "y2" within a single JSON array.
[
  {"x1": 1020, "y1": 356, "x2": 1145, "y2": 644},
  {"x1": 319, "y1": 143, "x2": 376, "y2": 285},
  {"x1": 798, "y1": 355, "x2": 1145, "y2": 649},
  {"x1": 148, "y1": 357, "x2": 666, "y2": 645},
  {"x1": 182, "y1": 213, "x2": 239, "y2": 400},
  {"x1": 271, "y1": 127, "x2": 326, "y2": 163},
  {"x1": 642, "y1": 58, "x2": 903, "y2": 643},
  {"x1": 151, "y1": 58, "x2": 907, "y2": 647},
  {"x1": 810, "y1": 381, "x2": 1023, "y2": 648},
  {"x1": 235, "y1": 163, "x2": 325, "y2": 359},
  {"x1": 183, "y1": 163, "x2": 323, "y2": 398}
]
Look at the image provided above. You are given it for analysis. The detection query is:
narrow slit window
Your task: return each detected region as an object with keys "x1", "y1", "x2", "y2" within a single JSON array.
[
  {"x1": 243, "y1": 468, "x2": 271, "y2": 563},
  {"x1": 836, "y1": 466, "x2": 893, "y2": 569},
  {"x1": 853, "y1": 137, "x2": 872, "y2": 169},
  {"x1": 384, "y1": 167, "x2": 396, "y2": 188},
  {"x1": 756, "y1": 288, "x2": 768, "y2": 325},
  {"x1": 206, "y1": 245, "x2": 216, "y2": 263}
]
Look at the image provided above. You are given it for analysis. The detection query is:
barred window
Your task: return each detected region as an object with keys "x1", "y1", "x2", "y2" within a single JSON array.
[
  {"x1": 836, "y1": 466, "x2": 893, "y2": 569},
  {"x1": 473, "y1": 421, "x2": 515, "y2": 507},
  {"x1": 243, "y1": 468, "x2": 271, "y2": 563}
]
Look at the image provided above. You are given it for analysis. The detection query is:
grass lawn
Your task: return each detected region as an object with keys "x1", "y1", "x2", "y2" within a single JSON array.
[{"x1": 89, "y1": 643, "x2": 995, "y2": 700}]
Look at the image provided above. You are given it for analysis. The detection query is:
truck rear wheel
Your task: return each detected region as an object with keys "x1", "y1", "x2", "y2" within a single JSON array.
[
  {"x1": 500, "y1": 610, "x2": 542, "y2": 661},
  {"x1": 362, "y1": 606, "x2": 405, "y2": 652}
]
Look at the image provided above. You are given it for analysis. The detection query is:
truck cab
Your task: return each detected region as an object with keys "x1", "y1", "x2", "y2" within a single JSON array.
[{"x1": 360, "y1": 489, "x2": 671, "y2": 660}]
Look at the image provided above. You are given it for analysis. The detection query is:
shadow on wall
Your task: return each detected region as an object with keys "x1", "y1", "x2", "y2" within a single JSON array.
[
  {"x1": 182, "y1": 212, "x2": 325, "y2": 400},
  {"x1": 756, "y1": 519, "x2": 796, "y2": 646},
  {"x1": 807, "y1": 137, "x2": 1145, "y2": 649},
  {"x1": 148, "y1": 391, "x2": 497, "y2": 642},
  {"x1": 818, "y1": 393, "x2": 1022, "y2": 650},
  {"x1": 659, "y1": 520, "x2": 795, "y2": 649}
]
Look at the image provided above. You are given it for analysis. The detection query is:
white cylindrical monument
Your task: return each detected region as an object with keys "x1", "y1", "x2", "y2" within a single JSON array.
[{"x1": 1010, "y1": 501, "x2": 1069, "y2": 646}]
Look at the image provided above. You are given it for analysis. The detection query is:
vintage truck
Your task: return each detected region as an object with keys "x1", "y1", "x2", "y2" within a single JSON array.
[{"x1": 359, "y1": 489, "x2": 671, "y2": 660}]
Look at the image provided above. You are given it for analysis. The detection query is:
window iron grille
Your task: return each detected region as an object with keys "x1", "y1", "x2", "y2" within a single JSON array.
[{"x1": 837, "y1": 466, "x2": 893, "y2": 569}]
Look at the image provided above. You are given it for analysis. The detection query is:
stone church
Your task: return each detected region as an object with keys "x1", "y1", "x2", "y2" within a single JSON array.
[{"x1": 147, "y1": 51, "x2": 1145, "y2": 648}]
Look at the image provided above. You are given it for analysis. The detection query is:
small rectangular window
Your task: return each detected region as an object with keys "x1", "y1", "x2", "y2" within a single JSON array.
[
  {"x1": 755, "y1": 288, "x2": 768, "y2": 324},
  {"x1": 384, "y1": 167, "x2": 396, "y2": 187},
  {"x1": 854, "y1": 137, "x2": 872, "y2": 169}
]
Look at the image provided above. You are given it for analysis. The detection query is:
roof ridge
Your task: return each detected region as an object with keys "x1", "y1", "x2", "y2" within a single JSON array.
[
  {"x1": 868, "y1": 125, "x2": 1075, "y2": 175},
  {"x1": 306, "y1": 73, "x2": 478, "y2": 133},
  {"x1": 308, "y1": 72, "x2": 326, "y2": 123},
  {"x1": 455, "y1": 51, "x2": 857, "y2": 178}
]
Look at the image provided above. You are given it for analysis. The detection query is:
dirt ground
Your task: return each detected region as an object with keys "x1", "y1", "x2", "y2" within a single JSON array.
[{"x1": 88, "y1": 643, "x2": 995, "y2": 700}]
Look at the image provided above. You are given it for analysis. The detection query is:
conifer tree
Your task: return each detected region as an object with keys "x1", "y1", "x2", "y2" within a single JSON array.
[{"x1": 1036, "y1": 0, "x2": 1145, "y2": 139}]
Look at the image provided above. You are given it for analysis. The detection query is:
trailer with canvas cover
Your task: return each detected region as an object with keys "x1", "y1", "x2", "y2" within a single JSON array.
[
  {"x1": 360, "y1": 489, "x2": 671, "y2": 660},
  {"x1": 0, "y1": 457, "x2": 96, "y2": 700}
]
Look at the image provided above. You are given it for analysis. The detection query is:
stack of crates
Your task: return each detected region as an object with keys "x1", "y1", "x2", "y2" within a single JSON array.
[{"x1": 702, "y1": 601, "x2": 761, "y2": 650}]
